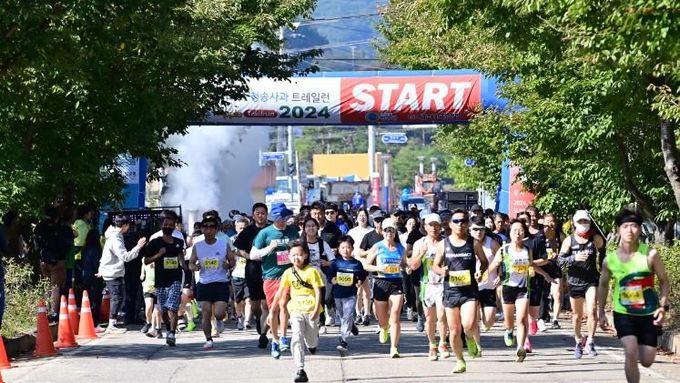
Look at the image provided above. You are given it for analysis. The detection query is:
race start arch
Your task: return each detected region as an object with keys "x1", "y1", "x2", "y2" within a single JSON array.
[{"x1": 204, "y1": 70, "x2": 507, "y2": 126}]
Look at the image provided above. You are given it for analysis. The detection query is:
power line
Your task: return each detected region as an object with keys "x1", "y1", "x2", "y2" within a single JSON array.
[{"x1": 299, "y1": 13, "x2": 381, "y2": 24}]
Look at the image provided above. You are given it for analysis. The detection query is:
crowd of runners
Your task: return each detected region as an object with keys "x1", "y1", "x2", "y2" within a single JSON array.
[{"x1": 71, "y1": 199, "x2": 669, "y2": 383}]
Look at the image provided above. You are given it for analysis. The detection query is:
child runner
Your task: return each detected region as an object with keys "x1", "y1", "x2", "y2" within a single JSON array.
[
  {"x1": 268, "y1": 240, "x2": 323, "y2": 383},
  {"x1": 327, "y1": 236, "x2": 366, "y2": 353}
]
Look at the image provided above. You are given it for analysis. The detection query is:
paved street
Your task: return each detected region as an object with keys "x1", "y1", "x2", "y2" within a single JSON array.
[{"x1": 4, "y1": 316, "x2": 680, "y2": 383}]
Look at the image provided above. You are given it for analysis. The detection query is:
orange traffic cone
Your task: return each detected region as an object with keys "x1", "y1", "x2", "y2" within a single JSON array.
[
  {"x1": 0, "y1": 335, "x2": 10, "y2": 369},
  {"x1": 99, "y1": 289, "x2": 110, "y2": 323},
  {"x1": 55, "y1": 296, "x2": 78, "y2": 349},
  {"x1": 34, "y1": 299, "x2": 57, "y2": 357},
  {"x1": 78, "y1": 291, "x2": 97, "y2": 339},
  {"x1": 67, "y1": 289, "x2": 79, "y2": 335},
  {"x1": 0, "y1": 369, "x2": 4, "y2": 382}
]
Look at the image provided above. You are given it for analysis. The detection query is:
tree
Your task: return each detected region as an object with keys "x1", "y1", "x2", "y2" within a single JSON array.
[
  {"x1": 0, "y1": 1, "x2": 317, "y2": 216},
  {"x1": 380, "y1": 0, "x2": 679, "y2": 225}
]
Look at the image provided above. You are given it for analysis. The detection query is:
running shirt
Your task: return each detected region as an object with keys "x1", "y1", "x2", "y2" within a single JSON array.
[
  {"x1": 195, "y1": 238, "x2": 229, "y2": 284},
  {"x1": 252, "y1": 224, "x2": 300, "y2": 280},
  {"x1": 477, "y1": 236, "x2": 498, "y2": 291},
  {"x1": 606, "y1": 244, "x2": 658, "y2": 316},
  {"x1": 501, "y1": 244, "x2": 531, "y2": 288},
  {"x1": 280, "y1": 265, "x2": 324, "y2": 314},
  {"x1": 145, "y1": 236, "x2": 185, "y2": 288},
  {"x1": 415, "y1": 236, "x2": 444, "y2": 285},
  {"x1": 307, "y1": 239, "x2": 332, "y2": 272},
  {"x1": 442, "y1": 236, "x2": 478, "y2": 294},
  {"x1": 326, "y1": 257, "x2": 366, "y2": 299},
  {"x1": 142, "y1": 262, "x2": 156, "y2": 294},
  {"x1": 559, "y1": 235, "x2": 600, "y2": 286},
  {"x1": 233, "y1": 224, "x2": 267, "y2": 282},
  {"x1": 347, "y1": 226, "x2": 373, "y2": 256},
  {"x1": 375, "y1": 240, "x2": 404, "y2": 279},
  {"x1": 231, "y1": 234, "x2": 247, "y2": 279}
]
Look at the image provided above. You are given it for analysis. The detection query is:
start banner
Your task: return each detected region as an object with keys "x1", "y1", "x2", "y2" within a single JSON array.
[{"x1": 206, "y1": 71, "x2": 487, "y2": 125}]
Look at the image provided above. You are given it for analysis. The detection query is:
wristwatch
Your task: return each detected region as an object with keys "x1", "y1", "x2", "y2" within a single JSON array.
[{"x1": 663, "y1": 304, "x2": 670, "y2": 311}]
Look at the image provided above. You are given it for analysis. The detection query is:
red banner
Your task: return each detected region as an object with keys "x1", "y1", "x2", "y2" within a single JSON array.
[{"x1": 508, "y1": 166, "x2": 535, "y2": 218}]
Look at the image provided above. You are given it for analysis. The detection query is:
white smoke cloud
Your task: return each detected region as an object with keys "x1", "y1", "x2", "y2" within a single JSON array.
[{"x1": 162, "y1": 125, "x2": 270, "y2": 218}]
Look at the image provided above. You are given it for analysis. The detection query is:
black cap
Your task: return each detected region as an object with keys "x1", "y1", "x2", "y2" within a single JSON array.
[{"x1": 470, "y1": 204, "x2": 483, "y2": 212}]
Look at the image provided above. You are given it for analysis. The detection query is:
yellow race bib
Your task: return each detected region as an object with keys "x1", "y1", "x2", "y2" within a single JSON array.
[
  {"x1": 291, "y1": 294, "x2": 316, "y2": 313},
  {"x1": 336, "y1": 272, "x2": 354, "y2": 287},
  {"x1": 203, "y1": 258, "x2": 219, "y2": 269},
  {"x1": 237, "y1": 257, "x2": 247, "y2": 267},
  {"x1": 163, "y1": 257, "x2": 179, "y2": 269},
  {"x1": 383, "y1": 264, "x2": 400, "y2": 275},
  {"x1": 511, "y1": 264, "x2": 529, "y2": 274},
  {"x1": 620, "y1": 285, "x2": 645, "y2": 306},
  {"x1": 448, "y1": 270, "x2": 471, "y2": 287}
]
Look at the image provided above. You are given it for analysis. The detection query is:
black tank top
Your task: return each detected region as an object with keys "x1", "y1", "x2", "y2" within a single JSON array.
[
  {"x1": 566, "y1": 235, "x2": 600, "y2": 285},
  {"x1": 443, "y1": 236, "x2": 478, "y2": 293}
]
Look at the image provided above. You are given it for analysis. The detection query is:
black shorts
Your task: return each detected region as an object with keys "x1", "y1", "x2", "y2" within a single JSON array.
[
  {"x1": 143, "y1": 292, "x2": 157, "y2": 303},
  {"x1": 543, "y1": 259, "x2": 562, "y2": 279},
  {"x1": 478, "y1": 289, "x2": 497, "y2": 308},
  {"x1": 502, "y1": 285, "x2": 529, "y2": 305},
  {"x1": 245, "y1": 261, "x2": 265, "y2": 301},
  {"x1": 529, "y1": 278, "x2": 545, "y2": 307},
  {"x1": 569, "y1": 283, "x2": 597, "y2": 299},
  {"x1": 443, "y1": 289, "x2": 478, "y2": 309},
  {"x1": 196, "y1": 282, "x2": 230, "y2": 303},
  {"x1": 373, "y1": 278, "x2": 403, "y2": 302},
  {"x1": 232, "y1": 277, "x2": 249, "y2": 303},
  {"x1": 613, "y1": 312, "x2": 660, "y2": 347}
]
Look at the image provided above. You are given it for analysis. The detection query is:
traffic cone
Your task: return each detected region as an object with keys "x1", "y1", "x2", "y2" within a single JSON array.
[
  {"x1": 99, "y1": 289, "x2": 110, "y2": 323},
  {"x1": 67, "y1": 288, "x2": 79, "y2": 336},
  {"x1": 0, "y1": 369, "x2": 4, "y2": 382},
  {"x1": 34, "y1": 299, "x2": 57, "y2": 357},
  {"x1": 55, "y1": 296, "x2": 78, "y2": 349},
  {"x1": 0, "y1": 335, "x2": 10, "y2": 369},
  {"x1": 78, "y1": 291, "x2": 97, "y2": 339}
]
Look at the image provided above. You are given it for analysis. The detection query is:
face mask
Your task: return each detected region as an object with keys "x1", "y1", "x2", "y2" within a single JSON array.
[
  {"x1": 162, "y1": 228, "x2": 174, "y2": 236},
  {"x1": 574, "y1": 223, "x2": 590, "y2": 234}
]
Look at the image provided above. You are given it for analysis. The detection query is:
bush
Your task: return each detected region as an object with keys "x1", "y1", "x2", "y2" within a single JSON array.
[
  {"x1": 655, "y1": 245, "x2": 680, "y2": 330},
  {"x1": 2, "y1": 258, "x2": 49, "y2": 338}
]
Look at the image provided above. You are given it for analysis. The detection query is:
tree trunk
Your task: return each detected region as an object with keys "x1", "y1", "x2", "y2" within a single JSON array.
[
  {"x1": 659, "y1": 119, "x2": 680, "y2": 210},
  {"x1": 614, "y1": 134, "x2": 656, "y2": 220}
]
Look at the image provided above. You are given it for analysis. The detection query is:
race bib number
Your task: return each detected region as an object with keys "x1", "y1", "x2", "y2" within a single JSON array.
[
  {"x1": 383, "y1": 264, "x2": 400, "y2": 275},
  {"x1": 511, "y1": 264, "x2": 529, "y2": 274},
  {"x1": 276, "y1": 251, "x2": 291, "y2": 266},
  {"x1": 448, "y1": 270, "x2": 471, "y2": 287},
  {"x1": 547, "y1": 249, "x2": 555, "y2": 259},
  {"x1": 203, "y1": 258, "x2": 219, "y2": 269},
  {"x1": 620, "y1": 285, "x2": 645, "y2": 306},
  {"x1": 291, "y1": 294, "x2": 315, "y2": 312},
  {"x1": 481, "y1": 271, "x2": 489, "y2": 281},
  {"x1": 163, "y1": 257, "x2": 178, "y2": 269},
  {"x1": 237, "y1": 257, "x2": 247, "y2": 267},
  {"x1": 336, "y1": 272, "x2": 354, "y2": 287}
]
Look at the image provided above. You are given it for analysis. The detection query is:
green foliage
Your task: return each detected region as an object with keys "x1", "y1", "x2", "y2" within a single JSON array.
[
  {"x1": 2, "y1": 259, "x2": 49, "y2": 338},
  {"x1": 0, "y1": 0, "x2": 317, "y2": 217},
  {"x1": 655, "y1": 245, "x2": 680, "y2": 329},
  {"x1": 380, "y1": 0, "x2": 680, "y2": 225},
  {"x1": 390, "y1": 144, "x2": 446, "y2": 190}
]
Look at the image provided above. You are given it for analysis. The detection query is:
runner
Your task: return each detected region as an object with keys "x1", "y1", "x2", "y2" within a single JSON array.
[
  {"x1": 230, "y1": 217, "x2": 251, "y2": 330},
  {"x1": 543, "y1": 213, "x2": 566, "y2": 329},
  {"x1": 598, "y1": 206, "x2": 670, "y2": 383},
  {"x1": 469, "y1": 216, "x2": 500, "y2": 332},
  {"x1": 144, "y1": 214, "x2": 185, "y2": 346},
  {"x1": 248, "y1": 202, "x2": 299, "y2": 359},
  {"x1": 268, "y1": 240, "x2": 323, "y2": 383},
  {"x1": 347, "y1": 208, "x2": 373, "y2": 326},
  {"x1": 300, "y1": 216, "x2": 333, "y2": 333},
  {"x1": 140, "y1": 257, "x2": 162, "y2": 338},
  {"x1": 558, "y1": 210, "x2": 606, "y2": 358},
  {"x1": 409, "y1": 213, "x2": 448, "y2": 361},
  {"x1": 233, "y1": 202, "x2": 270, "y2": 347},
  {"x1": 432, "y1": 209, "x2": 488, "y2": 373},
  {"x1": 363, "y1": 217, "x2": 408, "y2": 358},
  {"x1": 327, "y1": 236, "x2": 366, "y2": 353},
  {"x1": 189, "y1": 216, "x2": 232, "y2": 350},
  {"x1": 488, "y1": 219, "x2": 533, "y2": 363}
]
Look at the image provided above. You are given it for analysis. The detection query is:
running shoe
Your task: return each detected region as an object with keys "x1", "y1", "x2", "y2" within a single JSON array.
[
  {"x1": 362, "y1": 315, "x2": 370, "y2": 326},
  {"x1": 529, "y1": 319, "x2": 538, "y2": 336},
  {"x1": 452, "y1": 360, "x2": 466, "y2": 374},
  {"x1": 466, "y1": 338, "x2": 480, "y2": 358},
  {"x1": 379, "y1": 327, "x2": 389, "y2": 344},
  {"x1": 550, "y1": 320, "x2": 561, "y2": 329},
  {"x1": 258, "y1": 333, "x2": 269, "y2": 349},
  {"x1": 504, "y1": 330, "x2": 515, "y2": 347},
  {"x1": 294, "y1": 369, "x2": 309, "y2": 383},
  {"x1": 355, "y1": 314, "x2": 363, "y2": 323},
  {"x1": 141, "y1": 323, "x2": 151, "y2": 334},
  {"x1": 438, "y1": 344, "x2": 451, "y2": 359},
  {"x1": 390, "y1": 346, "x2": 400, "y2": 358},
  {"x1": 406, "y1": 307, "x2": 414, "y2": 321},
  {"x1": 428, "y1": 346, "x2": 439, "y2": 361},
  {"x1": 166, "y1": 332, "x2": 176, "y2": 347},
  {"x1": 105, "y1": 325, "x2": 127, "y2": 334},
  {"x1": 538, "y1": 319, "x2": 547, "y2": 332},
  {"x1": 416, "y1": 315, "x2": 425, "y2": 332},
  {"x1": 587, "y1": 342, "x2": 598, "y2": 356},
  {"x1": 203, "y1": 340, "x2": 214, "y2": 350},
  {"x1": 271, "y1": 341, "x2": 281, "y2": 359},
  {"x1": 524, "y1": 338, "x2": 532, "y2": 353},
  {"x1": 574, "y1": 342, "x2": 583, "y2": 359},
  {"x1": 177, "y1": 319, "x2": 187, "y2": 331},
  {"x1": 320, "y1": 325, "x2": 328, "y2": 334},
  {"x1": 516, "y1": 348, "x2": 527, "y2": 363},
  {"x1": 191, "y1": 300, "x2": 200, "y2": 317},
  {"x1": 155, "y1": 329, "x2": 163, "y2": 339},
  {"x1": 483, "y1": 324, "x2": 492, "y2": 332},
  {"x1": 216, "y1": 320, "x2": 225, "y2": 334},
  {"x1": 237, "y1": 317, "x2": 244, "y2": 331},
  {"x1": 185, "y1": 321, "x2": 196, "y2": 332},
  {"x1": 280, "y1": 336, "x2": 290, "y2": 352},
  {"x1": 337, "y1": 340, "x2": 348, "y2": 352},
  {"x1": 351, "y1": 324, "x2": 359, "y2": 336}
]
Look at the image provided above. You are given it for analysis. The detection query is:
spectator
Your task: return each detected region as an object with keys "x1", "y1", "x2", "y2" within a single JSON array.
[{"x1": 82, "y1": 228, "x2": 104, "y2": 327}]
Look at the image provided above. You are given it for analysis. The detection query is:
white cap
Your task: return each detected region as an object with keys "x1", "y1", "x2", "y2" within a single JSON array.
[
  {"x1": 381, "y1": 217, "x2": 399, "y2": 231},
  {"x1": 424, "y1": 213, "x2": 441, "y2": 225},
  {"x1": 573, "y1": 210, "x2": 591, "y2": 223}
]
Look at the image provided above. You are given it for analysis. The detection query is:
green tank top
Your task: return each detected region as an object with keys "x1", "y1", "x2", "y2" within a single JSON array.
[{"x1": 606, "y1": 244, "x2": 658, "y2": 316}]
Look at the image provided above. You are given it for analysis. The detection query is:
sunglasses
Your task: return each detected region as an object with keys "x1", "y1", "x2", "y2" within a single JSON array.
[
  {"x1": 325, "y1": 210, "x2": 337, "y2": 215},
  {"x1": 471, "y1": 227, "x2": 484, "y2": 231},
  {"x1": 383, "y1": 227, "x2": 397, "y2": 233},
  {"x1": 451, "y1": 218, "x2": 469, "y2": 225}
]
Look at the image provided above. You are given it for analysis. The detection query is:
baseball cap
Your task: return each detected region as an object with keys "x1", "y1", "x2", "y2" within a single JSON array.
[
  {"x1": 270, "y1": 202, "x2": 294, "y2": 221},
  {"x1": 424, "y1": 213, "x2": 441, "y2": 225},
  {"x1": 469, "y1": 215, "x2": 485, "y2": 229},
  {"x1": 381, "y1": 217, "x2": 399, "y2": 231},
  {"x1": 371, "y1": 210, "x2": 388, "y2": 222},
  {"x1": 470, "y1": 204, "x2": 483, "y2": 212},
  {"x1": 573, "y1": 210, "x2": 591, "y2": 222}
]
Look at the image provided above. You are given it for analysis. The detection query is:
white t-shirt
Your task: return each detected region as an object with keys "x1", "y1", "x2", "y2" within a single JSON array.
[
  {"x1": 195, "y1": 238, "x2": 229, "y2": 284},
  {"x1": 347, "y1": 226, "x2": 373, "y2": 256}
]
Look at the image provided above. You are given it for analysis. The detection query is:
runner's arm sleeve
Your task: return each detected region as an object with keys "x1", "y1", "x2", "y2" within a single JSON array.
[
  {"x1": 249, "y1": 246, "x2": 269, "y2": 261},
  {"x1": 557, "y1": 251, "x2": 574, "y2": 269}
]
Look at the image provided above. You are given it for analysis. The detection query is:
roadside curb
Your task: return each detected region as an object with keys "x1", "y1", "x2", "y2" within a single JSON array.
[{"x1": 660, "y1": 330, "x2": 680, "y2": 354}]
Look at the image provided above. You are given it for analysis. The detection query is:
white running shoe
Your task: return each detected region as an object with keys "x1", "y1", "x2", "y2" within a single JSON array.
[{"x1": 203, "y1": 340, "x2": 214, "y2": 350}]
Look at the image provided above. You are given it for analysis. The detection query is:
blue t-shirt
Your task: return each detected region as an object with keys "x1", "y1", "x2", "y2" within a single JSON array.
[{"x1": 326, "y1": 257, "x2": 366, "y2": 299}]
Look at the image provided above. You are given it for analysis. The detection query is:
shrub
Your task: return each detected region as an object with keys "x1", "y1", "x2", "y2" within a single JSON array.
[
  {"x1": 654, "y1": 245, "x2": 680, "y2": 330},
  {"x1": 2, "y1": 258, "x2": 49, "y2": 338}
]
